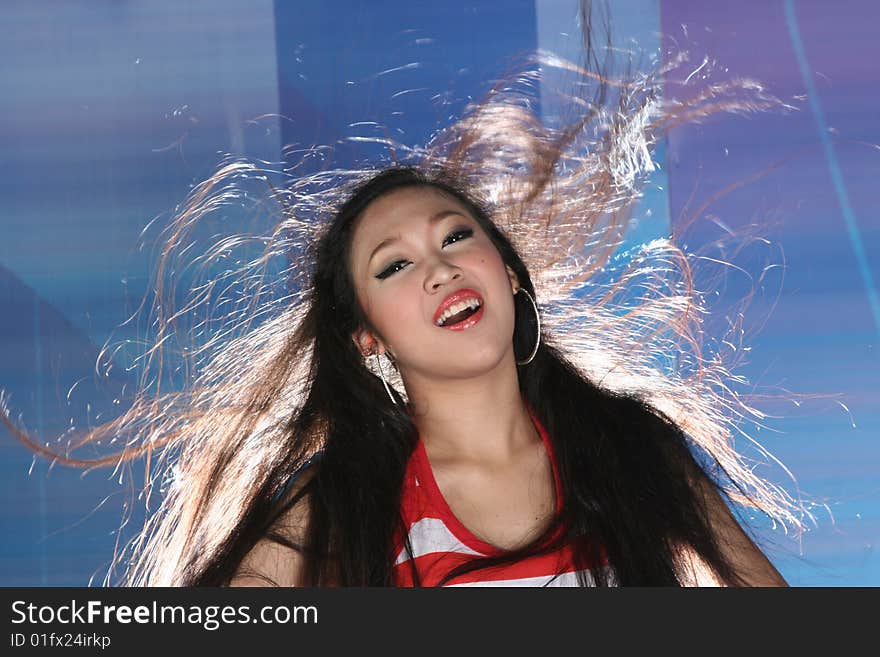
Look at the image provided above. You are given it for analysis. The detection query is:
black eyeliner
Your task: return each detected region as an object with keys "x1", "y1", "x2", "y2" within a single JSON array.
[
  {"x1": 374, "y1": 227, "x2": 474, "y2": 280},
  {"x1": 375, "y1": 260, "x2": 408, "y2": 280}
]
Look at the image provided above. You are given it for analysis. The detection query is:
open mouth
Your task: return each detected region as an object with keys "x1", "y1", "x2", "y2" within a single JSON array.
[
  {"x1": 436, "y1": 299, "x2": 483, "y2": 331},
  {"x1": 437, "y1": 301, "x2": 482, "y2": 327},
  {"x1": 433, "y1": 289, "x2": 485, "y2": 331}
]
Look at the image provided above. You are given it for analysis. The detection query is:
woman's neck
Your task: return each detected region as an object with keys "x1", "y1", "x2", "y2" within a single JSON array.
[{"x1": 402, "y1": 351, "x2": 538, "y2": 466}]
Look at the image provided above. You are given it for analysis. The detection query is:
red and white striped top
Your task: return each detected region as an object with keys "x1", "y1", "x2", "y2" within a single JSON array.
[{"x1": 392, "y1": 409, "x2": 610, "y2": 586}]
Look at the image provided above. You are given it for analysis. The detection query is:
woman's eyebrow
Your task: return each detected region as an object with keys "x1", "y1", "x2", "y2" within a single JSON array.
[{"x1": 367, "y1": 210, "x2": 467, "y2": 265}]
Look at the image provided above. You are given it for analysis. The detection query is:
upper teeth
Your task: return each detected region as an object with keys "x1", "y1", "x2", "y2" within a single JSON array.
[{"x1": 436, "y1": 298, "x2": 482, "y2": 326}]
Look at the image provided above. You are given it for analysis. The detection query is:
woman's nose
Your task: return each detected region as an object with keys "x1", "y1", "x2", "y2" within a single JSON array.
[{"x1": 424, "y1": 259, "x2": 462, "y2": 292}]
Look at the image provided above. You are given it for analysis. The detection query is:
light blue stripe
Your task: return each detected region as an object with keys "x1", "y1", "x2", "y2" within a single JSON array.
[{"x1": 784, "y1": 0, "x2": 880, "y2": 336}]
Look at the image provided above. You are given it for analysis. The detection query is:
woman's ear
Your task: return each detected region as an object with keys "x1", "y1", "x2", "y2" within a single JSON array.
[
  {"x1": 351, "y1": 327, "x2": 376, "y2": 357},
  {"x1": 505, "y1": 265, "x2": 520, "y2": 294},
  {"x1": 352, "y1": 326, "x2": 388, "y2": 358}
]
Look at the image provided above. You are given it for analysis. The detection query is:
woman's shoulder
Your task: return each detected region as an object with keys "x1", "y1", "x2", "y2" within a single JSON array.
[{"x1": 228, "y1": 457, "x2": 321, "y2": 587}]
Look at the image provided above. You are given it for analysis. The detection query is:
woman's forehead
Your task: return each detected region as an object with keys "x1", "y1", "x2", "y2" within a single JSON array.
[{"x1": 352, "y1": 186, "x2": 470, "y2": 242}]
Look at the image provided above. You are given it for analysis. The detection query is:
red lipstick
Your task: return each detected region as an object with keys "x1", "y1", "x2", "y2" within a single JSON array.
[{"x1": 433, "y1": 288, "x2": 485, "y2": 330}]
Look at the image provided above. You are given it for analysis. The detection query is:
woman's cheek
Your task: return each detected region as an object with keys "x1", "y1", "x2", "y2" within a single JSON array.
[{"x1": 380, "y1": 288, "x2": 415, "y2": 332}]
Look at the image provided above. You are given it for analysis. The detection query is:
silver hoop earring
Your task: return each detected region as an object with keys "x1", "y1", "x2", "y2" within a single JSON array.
[
  {"x1": 515, "y1": 287, "x2": 540, "y2": 366},
  {"x1": 373, "y1": 352, "x2": 399, "y2": 406}
]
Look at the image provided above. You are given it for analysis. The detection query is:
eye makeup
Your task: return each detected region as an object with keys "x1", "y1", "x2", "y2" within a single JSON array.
[{"x1": 374, "y1": 227, "x2": 475, "y2": 280}]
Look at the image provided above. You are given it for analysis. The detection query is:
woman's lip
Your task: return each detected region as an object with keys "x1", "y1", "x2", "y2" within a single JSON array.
[
  {"x1": 440, "y1": 303, "x2": 484, "y2": 331},
  {"x1": 432, "y1": 287, "x2": 484, "y2": 324}
]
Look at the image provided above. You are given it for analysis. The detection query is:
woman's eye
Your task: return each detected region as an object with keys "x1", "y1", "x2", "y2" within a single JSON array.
[
  {"x1": 376, "y1": 260, "x2": 409, "y2": 280},
  {"x1": 443, "y1": 228, "x2": 474, "y2": 247},
  {"x1": 374, "y1": 229, "x2": 473, "y2": 280}
]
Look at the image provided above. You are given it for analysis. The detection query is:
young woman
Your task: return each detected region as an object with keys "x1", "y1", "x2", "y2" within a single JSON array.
[
  {"x1": 3, "y1": 2, "x2": 811, "y2": 586},
  {"x1": 221, "y1": 167, "x2": 792, "y2": 587}
]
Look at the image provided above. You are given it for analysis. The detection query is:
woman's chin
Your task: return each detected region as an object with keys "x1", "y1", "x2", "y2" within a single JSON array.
[{"x1": 414, "y1": 347, "x2": 516, "y2": 381}]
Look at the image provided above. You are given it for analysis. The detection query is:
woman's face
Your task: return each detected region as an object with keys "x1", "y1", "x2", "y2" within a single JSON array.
[{"x1": 348, "y1": 185, "x2": 519, "y2": 382}]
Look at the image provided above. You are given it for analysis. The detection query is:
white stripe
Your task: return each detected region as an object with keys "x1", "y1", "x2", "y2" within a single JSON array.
[
  {"x1": 446, "y1": 566, "x2": 618, "y2": 587},
  {"x1": 394, "y1": 516, "x2": 483, "y2": 565}
]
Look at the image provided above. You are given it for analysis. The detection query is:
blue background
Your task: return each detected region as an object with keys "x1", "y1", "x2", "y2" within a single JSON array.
[{"x1": 1, "y1": 1, "x2": 876, "y2": 586}]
